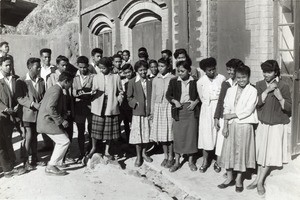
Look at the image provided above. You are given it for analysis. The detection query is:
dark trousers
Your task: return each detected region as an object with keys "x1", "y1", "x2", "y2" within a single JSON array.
[
  {"x1": 76, "y1": 119, "x2": 92, "y2": 157},
  {"x1": 119, "y1": 108, "x2": 132, "y2": 142},
  {"x1": 0, "y1": 118, "x2": 14, "y2": 172},
  {"x1": 21, "y1": 122, "x2": 38, "y2": 163}
]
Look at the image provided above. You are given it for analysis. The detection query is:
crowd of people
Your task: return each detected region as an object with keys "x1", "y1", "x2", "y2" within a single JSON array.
[{"x1": 0, "y1": 41, "x2": 292, "y2": 196}]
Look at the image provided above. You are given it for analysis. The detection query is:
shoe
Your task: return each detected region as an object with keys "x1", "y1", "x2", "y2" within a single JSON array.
[
  {"x1": 213, "y1": 162, "x2": 221, "y2": 173},
  {"x1": 104, "y1": 154, "x2": 114, "y2": 161},
  {"x1": 165, "y1": 159, "x2": 175, "y2": 168},
  {"x1": 217, "y1": 180, "x2": 236, "y2": 189},
  {"x1": 81, "y1": 156, "x2": 89, "y2": 166},
  {"x1": 45, "y1": 165, "x2": 67, "y2": 176},
  {"x1": 161, "y1": 159, "x2": 168, "y2": 167},
  {"x1": 169, "y1": 163, "x2": 180, "y2": 172},
  {"x1": 134, "y1": 158, "x2": 142, "y2": 167},
  {"x1": 236, "y1": 185, "x2": 244, "y2": 193},
  {"x1": 189, "y1": 163, "x2": 197, "y2": 171},
  {"x1": 246, "y1": 183, "x2": 257, "y2": 190},
  {"x1": 24, "y1": 162, "x2": 35, "y2": 171},
  {"x1": 38, "y1": 146, "x2": 53, "y2": 152},
  {"x1": 64, "y1": 157, "x2": 75, "y2": 164},
  {"x1": 199, "y1": 164, "x2": 209, "y2": 173},
  {"x1": 257, "y1": 184, "x2": 266, "y2": 196},
  {"x1": 4, "y1": 168, "x2": 26, "y2": 178},
  {"x1": 143, "y1": 156, "x2": 153, "y2": 163}
]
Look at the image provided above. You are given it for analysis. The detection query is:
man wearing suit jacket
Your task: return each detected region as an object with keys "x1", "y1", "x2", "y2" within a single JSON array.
[
  {"x1": 37, "y1": 72, "x2": 74, "y2": 176},
  {"x1": 16, "y1": 58, "x2": 46, "y2": 170},
  {"x1": 0, "y1": 56, "x2": 26, "y2": 177}
]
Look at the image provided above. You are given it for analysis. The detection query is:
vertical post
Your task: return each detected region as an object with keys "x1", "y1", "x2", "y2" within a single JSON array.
[{"x1": 78, "y1": 0, "x2": 82, "y2": 55}]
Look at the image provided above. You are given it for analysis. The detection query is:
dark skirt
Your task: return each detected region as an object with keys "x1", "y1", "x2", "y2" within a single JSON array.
[
  {"x1": 91, "y1": 114, "x2": 120, "y2": 140},
  {"x1": 173, "y1": 103, "x2": 198, "y2": 154}
]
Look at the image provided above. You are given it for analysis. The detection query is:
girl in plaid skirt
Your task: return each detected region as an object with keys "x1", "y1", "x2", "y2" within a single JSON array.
[
  {"x1": 83, "y1": 57, "x2": 123, "y2": 164},
  {"x1": 150, "y1": 58, "x2": 175, "y2": 168}
]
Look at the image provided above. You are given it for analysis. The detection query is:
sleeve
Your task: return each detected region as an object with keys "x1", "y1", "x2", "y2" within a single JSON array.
[
  {"x1": 166, "y1": 79, "x2": 175, "y2": 103},
  {"x1": 45, "y1": 88, "x2": 64, "y2": 126},
  {"x1": 47, "y1": 74, "x2": 55, "y2": 90},
  {"x1": 223, "y1": 89, "x2": 231, "y2": 115},
  {"x1": 214, "y1": 82, "x2": 228, "y2": 119},
  {"x1": 0, "y1": 99, "x2": 8, "y2": 113},
  {"x1": 281, "y1": 84, "x2": 292, "y2": 114},
  {"x1": 256, "y1": 82, "x2": 265, "y2": 108},
  {"x1": 236, "y1": 88, "x2": 258, "y2": 120},
  {"x1": 15, "y1": 79, "x2": 33, "y2": 108},
  {"x1": 150, "y1": 79, "x2": 156, "y2": 114},
  {"x1": 127, "y1": 80, "x2": 138, "y2": 108}
]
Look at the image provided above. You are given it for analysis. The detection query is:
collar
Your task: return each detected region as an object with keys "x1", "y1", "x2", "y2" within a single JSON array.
[
  {"x1": 0, "y1": 71, "x2": 4, "y2": 79},
  {"x1": 177, "y1": 75, "x2": 193, "y2": 83},
  {"x1": 135, "y1": 74, "x2": 147, "y2": 83},
  {"x1": 0, "y1": 71, "x2": 11, "y2": 80},
  {"x1": 26, "y1": 73, "x2": 41, "y2": 82},
  {"x1": 266, "y1": 77, "x2": 280, "y2": 85},
  {"x1": 56, "y1": 82, "x2": 63, "y2": 89}
]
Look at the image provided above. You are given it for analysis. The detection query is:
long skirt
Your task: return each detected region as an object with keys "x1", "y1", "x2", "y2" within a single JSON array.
[
  {"x1": 150, "y1": 102, "x2": 173, "y2": 142},
  {"x1": 256, "y1": 122, "x2": 288, "y2": 167},
  {"x1": 129, "y1": 116, "x2": 151, "y2": 144},
  {"x1": 219, "y1": 122, "x2": 256, "y2": 172},
  {"x1": 173, "y1": 103, "x2": 198, "y2": 154},
  {"x1": 91, "y1": 114, "x2": 120, "y2": 140},
  {"x1": 198, "y1": 100, "x2": 218, "y2": 150},
  {"x1": 215, "y1": 118, "x2": 225, "y2": 157}
]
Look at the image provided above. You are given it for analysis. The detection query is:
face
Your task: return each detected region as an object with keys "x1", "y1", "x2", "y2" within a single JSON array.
[
  {"x1": 0, "y1": 60, "x2": 12, "y2": 75},
  {"x1": 78, "y1": 63, "x2": 89, "y2": 75},
  {"x1": 236, "y1": 72, "x2": 249, "y2": 88},
  {"x1": 205, "y1": 66, "x2": 216, "y2": 79},
  {"x1": 149, "y1": 63, "x2": 158, "y2": 76},
  {"x1": 0, "y1": 44, "x2": 9, "y2": 54},
  {"x1": 41, "y1": 52, "x2": 51, "y2": 66},
  {"x1": 137, "y1": 66, "x2": 148, "y2": 79},
  {"x1": 176, "y1": 53, "x2": 186, "y2": 62},
  {"x1": 227, "y1": 67, "x2": 235, "y2": 79},
  {"x1": 123, "y1": 68, "x2": 134, "y2": 79},
  {"x1": 158, "y1": 62, "x2": 168, "y2": 76},
  {"x1": 29, "y1": 62, "x2": 41, "y2": 77},
  {"x1": 99, "y1": 63, "x2": 110, "y2": 75},
  {"x1": 263, "y1": 71, "x2": 277, "y2": 83},
  {"x1": 113, "y1": 57, "x2": 122, "y2": 69},
  {"x1": 177, "y1": 65, "x2": 190, "y2": 81},
  {"x1": 92, "y1": 53, "x2": 102, "y2": 65},
  {"x1": 122, "y1": 52, "x2": 129, "y2": 62},
  {"x1": 57, "y1": 60, "x2": 68, "y2": 72}
]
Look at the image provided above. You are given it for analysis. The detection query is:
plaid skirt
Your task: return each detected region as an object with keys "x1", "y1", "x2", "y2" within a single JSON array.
[{"x1": 91, "y1": 114, "x2": 120, "y2": 140}]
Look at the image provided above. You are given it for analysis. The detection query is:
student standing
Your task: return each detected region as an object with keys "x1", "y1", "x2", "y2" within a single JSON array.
[
  {"x1": 150, "y1": 58, "x2": 175, "y2": 168},
  {"x1": 16, "y1": 58, "x2": 46, "y2": 170},
  {"x1": 89, "y1": 48, "x2": 103, "y2": 74},
  {"x1": 197, "y1": 57, "x2": 226, "y2": 173},
  {"x1": 127, "y1": 60, "x2": 153, "y2": 167},
  {"x1": 247, "y1": 60, "x2": 292, "y2": 196},
  {"x1": 218, "y1": 65, "x2": 258, "y2": 193},
  {"x1": 166, "y1": 60, "x2": 200, "y2": 172},
  {"x1": 148, "y1": 59, "x2": 159, "y2": 79},
  {"x1": 0, "y1": 42, "x2": 15, "y2": 75},
  {"x1": 112, "y1": 54, "x2": 123, "y2": 75},
  {"x1": 121, "y1": 50, "x2": 131, "y2": 67}
]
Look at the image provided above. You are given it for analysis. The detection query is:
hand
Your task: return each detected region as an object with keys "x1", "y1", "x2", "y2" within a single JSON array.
[
  {"x1": 173, "y1": 100, "x2": 182, "y2": 108},
  {"x1": 214, "y1": 118, "x2": 220, "y2": 132},
  {"x1": 4, "y1": 108, "x2": 15, "y2": 115},
  {"x1": 222, "y1": 126, "x2": 229, "y2": 138},
  {"x1": 117, "y1": 92, "x2": 124, "y2": 104},
  {"x1": 77, "y1": 90, "x2": 84, "y2": 96},
  {"x1": 266, "y1": 82, "x2": 278, "y2": 93},
  {"x1": 61, "y1": 120, "x2": 69, "y2": 128},
  {"x1": 274, "y1": 88, "x2": 284, "y2": 101},
  {"x1": 187, "y1": 101, "x2": 198, "y2": 111}
]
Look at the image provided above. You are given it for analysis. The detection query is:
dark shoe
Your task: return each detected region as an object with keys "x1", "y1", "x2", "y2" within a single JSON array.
[
  {"x1": 161, "y1": 159, "x2": 168, "y2": 167},
  {"x1": 45, "y1": 165, "x2": 67, "y2": 176},
  {"x1": 4, "y1": 168, "x2": 26, "y2": 178},
  {"x1": 143, "y1": 156, "x2": 153, "y2": 163},
  {"x1": 189, "y1": 163, "x2": 197, "y2": 171},
  {"x1": 165, "y1": 159, "x2": 175, "y2": 168},
  {"x1": 257, "y1": 184, "x2": 266, "y2": 196},
  {"x1": 81, "y1": 156, "x2": 89, "y2": 166},
  {"x1": 38, "y1": 146, "x2": 53, "y2": 152},
  {"x1": 169, "y1": 163, "x2": 180, "y2": 172},
  {"x1": 235, "y1": 185, "x2": 244, "y2": 193},
  {"x1": 199, "y1": 164, "x2": 209, "y2": 173},
  {"x1": 246, "y1": 183, "x2": 257, "y2": 190},
  {"x1": 24, "y1": 162, "x2": 35, "y2": 171},
  {"x1": 213, "y1": 162, "x2": 221, "y2": 173},
  {"x1": 218, "y1": 180, "x2": 236, "y2": 189},
  {"x1": 134, "y1": 158, "x2": 142, "y2": 167}
]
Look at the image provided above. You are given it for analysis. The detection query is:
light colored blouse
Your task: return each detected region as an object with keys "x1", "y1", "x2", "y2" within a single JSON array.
[{"x1": 178, "y1": 76, "x2": 194, "y2": 103}]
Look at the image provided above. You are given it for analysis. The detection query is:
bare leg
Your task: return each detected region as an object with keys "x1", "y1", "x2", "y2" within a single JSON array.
[
  {"x1": 23, "y1": 127, "x2": 32, "y2": 164},
  {"x1": 221, "y1": 169, "x2": 233, "y2": 184},
  {"x1": 162, "y1": 143, "x2": 168, "y2": 159},
  {"x1": 257, "y1": 166, "x2": 270, "y2": 195},
  {"x1": 236, "y1": 172, "x2": 243, "y2": 187},
  {"x1": 202, "y1": 149, "x2": 208, "y2": 166},
  {"x1": 247, "y1": 165, "x2": 261, "y2": 189},
  {"x1": 168, "y1": 142, "x2": 174, "y2": 160},
  {"x1": 135, "y1": 144, "x2": 142, "y2": 166},
  {"x1": 87, "y1": 138, "x2": 97, "y2": 159}
]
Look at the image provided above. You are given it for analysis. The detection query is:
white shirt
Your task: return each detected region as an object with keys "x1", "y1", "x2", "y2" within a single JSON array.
[
  {"x1": 41, "y1": 64, "x2": 55, "y2": 87},
  {"x1": 178, "y1": 76, "x2": 193, "y2": 103},
  {"x1": 25, "y1": 73, "x2": 39, "y2": 92},
  {"x1": 0, "y1": 71, "x2": 13, "y2": 93}
]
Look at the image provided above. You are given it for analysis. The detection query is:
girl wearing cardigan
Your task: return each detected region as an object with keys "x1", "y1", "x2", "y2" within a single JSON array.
[
  {"x1": 247, "y1": 60, "x2": 292, "y2": 196},
  {"x1": 127, "y1": 60, "x2": 153, "y2": 167},
  {"x1": 83, "y1": 57, "x2": 123, "y2": 164},
  {"x1": 166, "y1": 60, "x2": 200, "y2": 172}
]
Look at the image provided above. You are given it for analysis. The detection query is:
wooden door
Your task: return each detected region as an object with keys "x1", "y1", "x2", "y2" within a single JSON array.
[{"x1": 132, "y1": 20, "x2": 162, "y2": 63}]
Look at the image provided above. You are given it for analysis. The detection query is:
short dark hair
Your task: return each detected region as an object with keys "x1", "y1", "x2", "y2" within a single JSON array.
[
  {"x1": 27, "y1": 57, "x2": 41, "y2": 69},
  {"x1": 0, "y1": 56, "x2": 11, "y2": 65},
  {"x1": 91, "y1": 48, "x2": 103, "y2": 56},
  {"x1": 56, "y1": 55, "x2": 69, "y2": 65},
  {"x1": 158, "y1": 57, "x2": 170, "y2": 67},
  {"x1": 236, "y1": 65, "x2": 251, "y2": 77},
  {"x1": 173, "y1": 48, "x2": 192, "y2": 66},
  {"x1": 161, "y1": 49, "x2": 172, "y2": 57},
  {"x1": 149, "y1": 59, "x2": 158, "y2": 66},
  {"x1": 199, "y1": 57, "x2": 217, "y2": 71},
  {"x1": 138, "y1": 51, "x2": 149, "y2": 59},
  {"x1": 99, "y1": 57, "x2": 113, "y2": 68},
  {"x1": 77, "y1": 56, "x2": 89, "y2": 65},
  {"x1": 0, "y1": 41, "x2": 8, "y2": 47},
  {"x1": 58, "y1": 71, "x2": 74, "y2": 82},
  {"x1": 134, "y1": 60, "x2": 149, "y2": 72},
  {"x1": 176, "y1": 60, "x2": 191, "y2": 72},
  {"x1": 226, "y1": 58, "x2": 244, "y2": 69},
  {"x1": 40, "y1": 48, "x2": 52, "y2": 56},
  {"x1": 261, "y1": 60, "x2": 280, "y2": 77},
  {"x1": 121, "y1": 63, "x2": 133, "y2": 71},
  {"x1": 122, "y1": 50, "x2": 130, "y2": 56},
  {"x1": 138, "y1": 47, "x2": 147, "y2": 53},
  {"x1": 112, "y1": 54, "x2": 122, "y2": 60}
]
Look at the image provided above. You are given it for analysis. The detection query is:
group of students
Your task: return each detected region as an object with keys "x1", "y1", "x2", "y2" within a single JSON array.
[{"x1": 0, "y1": 41, "x2": 292, "y2": 196}]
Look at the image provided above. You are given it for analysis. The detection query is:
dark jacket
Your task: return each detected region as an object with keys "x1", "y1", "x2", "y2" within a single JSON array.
[
  {"x1": 166, "y1": 77, "x2": 200, "y2": 121},
  {"x1": 214, "y1": 81, "x2": 231, "y2": 119}
]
